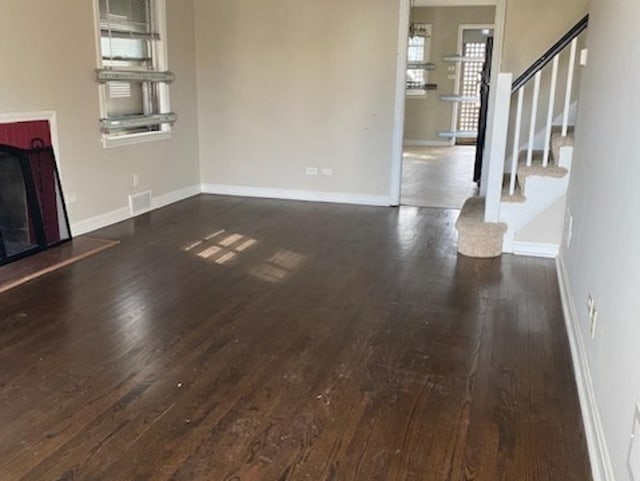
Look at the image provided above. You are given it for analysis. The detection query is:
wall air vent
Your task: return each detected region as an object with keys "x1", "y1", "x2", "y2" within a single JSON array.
[{"x1": 129, "y1": 191, "x2": 152, "y2": 216}]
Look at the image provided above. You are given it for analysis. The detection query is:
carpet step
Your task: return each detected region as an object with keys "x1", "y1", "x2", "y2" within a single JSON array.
[{"x1": 455, "y1": 197, "x2": 507, "y2": 258}]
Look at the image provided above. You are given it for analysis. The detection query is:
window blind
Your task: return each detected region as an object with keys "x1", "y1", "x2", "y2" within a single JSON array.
[{"x1": 99, "y1": 0, "x2": 156, "y2": 36}]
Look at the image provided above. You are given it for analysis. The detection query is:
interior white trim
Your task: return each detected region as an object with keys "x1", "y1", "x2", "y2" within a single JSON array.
[
  {"x1": 389, "y1": 0, "x2": 412, "y2": 206},
  {"x1": 0, "y1": 110, "x2": 63, "y2": 178},
  {"x1": 71, "y1": 184, "x2": 200, "y2": 236},
  {"x1": 512, "y1": 241, "x2": 559, "y2": 258},
  {"x1": 201, "y1": 184, "x2": 391, "y2": 207},
  {"x1": 556, "y1": 254, "x2": 616, "y2": 481},
  {"x1": 153, "y1": 185, "x2": 200, "y2": 210}
]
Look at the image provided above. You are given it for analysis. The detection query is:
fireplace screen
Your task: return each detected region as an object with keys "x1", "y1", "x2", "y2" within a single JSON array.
[{"x1": 0, "y1": 143, "x2": 71, "y2": 266}]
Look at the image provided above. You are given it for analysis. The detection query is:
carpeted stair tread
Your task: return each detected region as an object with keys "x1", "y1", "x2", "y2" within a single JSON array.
[
  {"x1": 501, "y1": 174, "x2": 525, "y2": 203},
  {"x1": 455, "y1": 197, "x2": 507, "y2": 258},
  {"x1": 518, "y1": 162, "x2": 568, "y2": 179}
]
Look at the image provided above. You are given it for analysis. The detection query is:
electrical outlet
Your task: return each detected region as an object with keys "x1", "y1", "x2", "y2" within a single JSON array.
[
  {"x1": 321, "y1": 168, "x2": 333, "y2": 176},
  {"x1": 305, "y1": 167, "x2": 318, "y2": 176},
  {"x1": 133, "y1": 173, "x2": 140, "y2": 187}
]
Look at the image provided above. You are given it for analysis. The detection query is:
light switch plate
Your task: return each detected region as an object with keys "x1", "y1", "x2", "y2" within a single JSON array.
[{"x1": 580, "y1": 48, "x2": 589, "y2": 66}]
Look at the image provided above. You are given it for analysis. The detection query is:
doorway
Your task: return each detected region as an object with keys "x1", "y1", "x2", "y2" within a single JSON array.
[
  {"x1": 390, "y1": 0, "x2": 505, "y2": 207},
  {"x1": 453, "y1": 26, "x2": 495, "y2": 145},
  {"x1": 398, "y1": 6, "x2": 496, "y2": 209}
]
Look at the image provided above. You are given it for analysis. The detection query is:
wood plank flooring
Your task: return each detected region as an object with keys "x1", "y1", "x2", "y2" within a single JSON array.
[
  {"x1": 401, "y1": 146, "x2": 478, "y2": 209},
  {"x1": 0, "y1": 195, "x2": 591, "y2": 481}
]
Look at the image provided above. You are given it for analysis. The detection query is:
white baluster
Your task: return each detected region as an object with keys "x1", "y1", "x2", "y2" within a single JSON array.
[
  {"x1": 510, "y1": 88, "x2": 524, "y2": 195},
  {"x1": 526, "y1": 71, "x2": 542, "y2": 166},
  {"x1": 543, "y1": 56, "x2": 560, "y2": 167},
  {"x1": 562, "y1": 38, "x2": 578, "y2": 137}
]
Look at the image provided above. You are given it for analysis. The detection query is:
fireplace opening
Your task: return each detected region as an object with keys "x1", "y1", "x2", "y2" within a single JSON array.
[{"x1": 0, "y1": 120, "x2": 71, "y2": 266}]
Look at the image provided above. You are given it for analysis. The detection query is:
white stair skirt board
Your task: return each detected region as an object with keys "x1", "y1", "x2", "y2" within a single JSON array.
[
  {"x1": 556, "y1": 255, "x2": 616, "y2": 481},
  {"x1": 71, "y1": 185, "x2": 201, "y2": 236},
  {"x1": 404, "y1": 140, "x2": 453, "y2": 147},
  {"x1": 511, "y1": 241, "x2": 559, "y2": 258},
  {"x1": 201, "y1": 184, "x2": 391, "y2": 207},
  {"x1": 501, "y1": 175, "x2": 569, "y2": 253}
]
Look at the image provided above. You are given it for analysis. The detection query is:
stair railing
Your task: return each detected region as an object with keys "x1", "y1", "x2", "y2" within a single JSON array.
[
  {"x1": 484, "y1": 15, "x2": 589, "y2": 223},
  {"x1": 507, "y1": 15, "x2": 589, "y2": 195}
]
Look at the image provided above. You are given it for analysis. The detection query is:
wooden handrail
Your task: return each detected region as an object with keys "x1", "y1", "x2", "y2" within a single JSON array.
[{"x1": 512, "y1": 14, "x2": 589, "y2": 92}]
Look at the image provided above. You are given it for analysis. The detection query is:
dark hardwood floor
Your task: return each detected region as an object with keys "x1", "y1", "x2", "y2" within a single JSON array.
[{"x1": 0, "y1": 195, "x2": 591, "y2": 481}]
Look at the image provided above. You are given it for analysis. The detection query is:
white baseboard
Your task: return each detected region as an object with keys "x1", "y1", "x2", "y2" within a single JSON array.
[
  {"x1": 512, "y1": 241, "x2": 559, "y2": 258},
  {"x1": 71, "y1": 207, "x2": 131, "y2": 237},
  {"x1": 152, "y1": 185, "x2": 201, "y2": 210},
  {"x1": 71, "y1": 184, "x2": 201, "y2": 236},
  {"x1": 404, "y1": 139, "x2": 453, "y2": 147},
  {"x1": 201, "y1": 184, "x2": 391, "y2": 207},
  {"x1": 556, "y1": 254, "x2": 615, "y2": 481}
]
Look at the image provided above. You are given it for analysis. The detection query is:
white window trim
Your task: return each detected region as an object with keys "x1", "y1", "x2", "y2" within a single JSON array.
[{"x1": 92, "y1": 0, "x2": 173, "y2": 148}]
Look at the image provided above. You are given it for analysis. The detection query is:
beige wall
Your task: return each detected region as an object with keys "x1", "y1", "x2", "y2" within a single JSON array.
[
  {"x1": 0, "y1": 0, "x2": 592, "y2": 228},
  {"x1": 502, "y1": 0, "x2": 589, "y2": 76},
  {"x1": 563, "y1": 0, "x2": 640, "y2": 478},
  {"x1": 0, "y1": 0, "x2": 200, "y2": 228},
  {"x1": 404, "y1": 6, "x2": 496, "y2": 143},
  {"x1": 194, "y1": 0, "x2": 400, "y2": 198}
]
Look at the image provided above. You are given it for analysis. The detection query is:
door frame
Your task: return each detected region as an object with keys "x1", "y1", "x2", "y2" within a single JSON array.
[
  {"x1": 389, "y1": 0, "x2": 507, "y2": 206},
  {"x1": 450, "y1": 23, "x2": 496, "y2": 141}
]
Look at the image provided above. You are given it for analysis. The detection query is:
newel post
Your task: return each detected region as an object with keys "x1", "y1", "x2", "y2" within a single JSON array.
[{"x1": 483, "y1": 72, "x2": 513, "y2": 223}]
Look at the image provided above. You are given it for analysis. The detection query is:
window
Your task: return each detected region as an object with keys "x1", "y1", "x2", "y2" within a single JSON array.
[
  {"x1": 406, "y1": 24, "x2": 432, "y2": 97},
  {"x1": 95, "y1": 0, "x2": 176, "y2": 146}
]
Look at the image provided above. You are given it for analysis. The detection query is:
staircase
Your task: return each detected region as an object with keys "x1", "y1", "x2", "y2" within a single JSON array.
[{"x1": 456, "y1": 15, "x2": 588, "y2": 258}]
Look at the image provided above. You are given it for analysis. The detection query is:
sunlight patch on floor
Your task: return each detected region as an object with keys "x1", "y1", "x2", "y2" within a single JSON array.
[
  {"x1": 250, "y1": 249, "x2": 306, "y2": 283},
  {"x1": 184, "y1": 230, "x2": 259, "y2": 265}
]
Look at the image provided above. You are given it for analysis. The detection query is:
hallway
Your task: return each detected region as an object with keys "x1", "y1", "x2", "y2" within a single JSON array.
[{"x1": 401, "y1": 145, "x2": 478, "y2": 209}]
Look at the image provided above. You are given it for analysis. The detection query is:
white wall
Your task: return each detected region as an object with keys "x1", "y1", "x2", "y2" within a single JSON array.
[
  {"x1": 194, "y1": 0, "x2": 401, "y2": 200},
  {"x1": 561, "y1": 0, "x2": 640, "y2": 479},
  {"x1": 0, "y1": 0, "x2": 201, "y2": 229}
]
